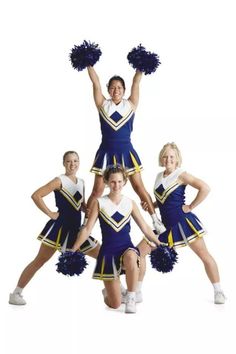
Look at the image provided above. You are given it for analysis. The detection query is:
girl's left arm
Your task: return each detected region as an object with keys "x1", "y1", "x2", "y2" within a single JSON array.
[
  {"x1": 131, "y1": 201, "x2": 161, "y2": 246},
  {"x1": 128, "y1": 70, "x2": 142, "y2": 110},
  {"x1": 179, "y1": 172, "x2": 210, "y2": 212}
]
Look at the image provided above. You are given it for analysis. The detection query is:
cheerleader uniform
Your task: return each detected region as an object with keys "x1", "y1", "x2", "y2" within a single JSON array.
[
  {"x1": 91, "y1": 99, "x2": 143, "y2": 176},
  {"x1": 154, "y1": 168, "x2": 206, "y2": 248},
  {"x1": 37, "y1": 174, "x2": 98, "y2": 253},
  {"x1": 93, "y1": 195, "x2": 139, "y2": 280}
]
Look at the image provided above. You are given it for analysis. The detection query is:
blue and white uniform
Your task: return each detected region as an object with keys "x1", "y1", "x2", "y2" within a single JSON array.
[
  {"x1": 93, "y1": 195, "x2": 139, "y2": 280},
  {"x1": 91, "y1": 99, "x2": 143, "y2": 176},
  {"x1": 37, "y1": 174, "x2": 98, "y2": 253},
  {"x1": 154, "y1": 168, "x2": 206, "y2": 248}
]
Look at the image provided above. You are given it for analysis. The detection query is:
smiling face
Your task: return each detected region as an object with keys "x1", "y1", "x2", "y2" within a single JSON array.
[
  {"x1": 107, "y1": 172, "x2": 125, "y2": 194},
  {"x1": 160, "y1": 146, "x2": 179, "y2": 173},
  {"x1": 63, "y1": 152, "x2": 80, "y2": 176},
  {"x1": 108, "y1": 80, "x2": 125, "y2": 104}
]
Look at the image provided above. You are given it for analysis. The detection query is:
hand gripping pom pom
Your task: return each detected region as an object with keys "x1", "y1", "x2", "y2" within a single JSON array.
[
  {"x1": 150, "y1": 245, "x2": 178, "y2": 273},
  {"x1": 70, "y1": 40, "x2": 102, "y2": 71},
  {"x1": 56, "y1": 251, "x2": 88, "y2": 276},
  {"x1": 127, "y1": 44, "x2": 161, "y2": 75}
]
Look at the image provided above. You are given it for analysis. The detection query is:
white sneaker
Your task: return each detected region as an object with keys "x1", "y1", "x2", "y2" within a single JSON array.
[
  {"x1": 135, "y1": 291, "x2": 143, "y2": 303},
  {"x1": 125, "y1": 294, "x2": 136, "y2": 313},
  {"x1": 121, "y1": 290, "x2": 143, "y2": 303},
  {"x1": 9, "y1": 292, "x2": 26, "y2": 305},
  {"x1": 214, "y1": 291, "x2": 226, "y2": 304},
  {"x1": 153, "y1": 219, "x2": 166, "y2": 235}
]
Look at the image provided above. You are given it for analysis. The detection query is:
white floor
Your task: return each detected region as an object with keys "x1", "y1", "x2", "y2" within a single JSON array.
[{"x1": 2, "y1": 246, "x2": 234, "y2": 354}]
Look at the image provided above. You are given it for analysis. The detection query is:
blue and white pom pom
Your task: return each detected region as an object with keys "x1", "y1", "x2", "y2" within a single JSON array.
[
  {"x1": 70, "y1": 40, "x2": 102, "y2": 71},
  {"x1": 56, "y1": 251, "x2": 88, "y2": 276},
  {"x1": 127, "y1": 44, "x2": 161, "y2": 75},
  {"x1": 150, "y1": 245, "x2": 178, "y2": 273}
]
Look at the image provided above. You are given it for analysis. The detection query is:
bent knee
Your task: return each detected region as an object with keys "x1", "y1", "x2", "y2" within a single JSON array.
[
  {"x1": 108, "y1": 299, "x2": 121, "y2": 309},
  {"x1": 123, "y1": 251, "x2": 138, "y2": 266}
]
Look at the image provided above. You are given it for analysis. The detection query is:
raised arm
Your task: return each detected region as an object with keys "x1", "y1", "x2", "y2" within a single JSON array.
[
  {"x1": 87, "y1": 66, "x2": 105, "y2": 109},
  {"x1": 179, "y1": 172, "x2": 210, "y2": 212},
  {"x1": 131, "y1": 201, "x2": 160, "y2": 246},
  {"x1": 72, "y1": 200, "x2": 99, "y2": 251},
  {"x1": 31, "y1": 178, "x2": 61, "y2": 220},
  {"x1": 128, "y1": 70, "x2": 143, "y2": 110}
]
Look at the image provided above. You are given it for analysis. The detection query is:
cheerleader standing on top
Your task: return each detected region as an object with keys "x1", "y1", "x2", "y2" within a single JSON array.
[
  {"x1": 72, "y1": 165, "x2": 160, "y2": 314},
  {"x1": 9, "y1": 151, "x2": 100, "y2": 305},
  {"x1": 142, "y1": 142, "x2": 226, "y2": 304},
  {"x1": 84, "y1": 65, "x2": 165, "y2": 234}
]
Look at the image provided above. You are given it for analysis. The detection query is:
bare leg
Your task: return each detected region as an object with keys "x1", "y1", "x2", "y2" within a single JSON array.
[
  {"x1": 137, "y1": 239, "x2": 151, "y2": 281},
  {"x1": 17, "y1": 244, "x2": 56, "y2": 289},
  {"x1": 85, "y1": 244, "x2": 100, "y2": 259},
  {"x1": 189, "y1": 238, "x2": 220, "y2": 283},
  {"x1": 123, "y1": 250, "x2": 139, "y2": 291},
  {"x1": 86, "y1": 175, "x2": 105, "y2": 216},
  {"x1": 129, "y1": 172, "x2": 155, "y2": 215},
  {"x1": 103, "y1": 278, "x2": 121, "y2": 309}
]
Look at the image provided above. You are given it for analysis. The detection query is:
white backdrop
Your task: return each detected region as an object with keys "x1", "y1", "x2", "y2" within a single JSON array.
[{"x1": 1, "y1": 1, "x2": 235, "y2": 353}]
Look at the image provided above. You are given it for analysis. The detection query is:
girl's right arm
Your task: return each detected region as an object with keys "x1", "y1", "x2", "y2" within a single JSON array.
[
  {"x1": 31, "y1": 177, "x2": 61, "y2": 220},
  {"x1": 87, "y1": 66, "x2": 105, "y2": 108},
  {"x1": 72, "y1": 200, "x2": 99, "y2": 251}
]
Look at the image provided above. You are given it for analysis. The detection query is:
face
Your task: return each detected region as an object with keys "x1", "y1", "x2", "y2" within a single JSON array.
[
  {"x1": 108, "y1": 80, "x2": 125, "y2": 103},
  {"x1": 63, "y1": 153, "x2": 80, "y2": 175},
  {"x1": 107, "y1": 172, "x2": 125, "y2": 193},
  {"x1": 161, "y1": 147, "x2": 178, "y2": 172}
]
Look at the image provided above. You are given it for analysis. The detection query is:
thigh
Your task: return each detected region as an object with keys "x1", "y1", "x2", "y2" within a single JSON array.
[
  {"x1": 86, "y1": 243, "x2": 100, "y2": 259},
  {"x1": 189, "y1": 237, "x2": 209, "y2": 257},
  {"x1": 137, "y1": 239, "x2": 151, "y2": 257},
  {"x1": 35, "y1": 243, "x2": 57, "y2": 262}
]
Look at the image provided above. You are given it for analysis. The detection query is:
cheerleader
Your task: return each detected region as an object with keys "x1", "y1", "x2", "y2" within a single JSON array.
[
  {"x1": 142, "y1": 142, "x2": 226, "y2": 304},
  {"x1": 72, "y1": 165, "x2": 160, "y2": 314},
  {"x1": 9, "y1": 151, "x2": 100, "y2": 305},
  {"x1": 84, "y1": 66, "x2": 165, "y2": 235}
]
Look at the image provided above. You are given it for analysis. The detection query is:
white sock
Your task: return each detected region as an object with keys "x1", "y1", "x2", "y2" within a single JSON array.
[
  {"x1": 127, "y1": 291, "x2": 135, "y2": 298},
  {"x1": 120, "y1": 282, "x2": 126, "y2": 293},
  {"x1": 213, "y1": 282, "x2": 222, "y2": 293},
  {"x1": 136, "y1": 281, "x2": 142, "y2": 292},
  {"x1": 13, "y1": 286, "x2": 23, "y2": 295}
]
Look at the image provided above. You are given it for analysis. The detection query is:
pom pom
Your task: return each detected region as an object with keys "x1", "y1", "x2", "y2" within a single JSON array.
[
  {"x1": 70, "y1": 40, "x2": 102, "y2": 71},
  {"x1": 127, "y1": 44, "x2": 161, "y2": 75},
  {"x1": 56, "y1": 251, "x2": 88, "y2": 276},
  {"x1": 150, "y1": 245, "x2": 178, "y2": 273}
]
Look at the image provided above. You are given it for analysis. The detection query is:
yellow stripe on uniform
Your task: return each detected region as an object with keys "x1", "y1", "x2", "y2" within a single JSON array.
[
  {"x1": 55, "y1": 227, "x2": 62, "y2": 249},
  {"x1": 185, "y1": 218, "x2": 203, "y2": 237},
  {"x1": 168, "y1": 230, "x2": 174, "y2": 247},
  {"x1": 130, "y1": 152, "x2": 141, "y2": 172},
  {"x1": 100, "y1": 256, "x2": 105, "y2": 279}
]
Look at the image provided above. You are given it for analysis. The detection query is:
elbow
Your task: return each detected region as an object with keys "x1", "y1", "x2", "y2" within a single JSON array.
[
  {"x1": 205, "y1": 184, "x2": 211, "y2": 195},
  {"x1": 31, "y1": 191, "x2": 39, "y2": 202}
]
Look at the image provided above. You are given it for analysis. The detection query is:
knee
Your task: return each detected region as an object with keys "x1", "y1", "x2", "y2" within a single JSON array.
[
  {"x1": 123, "y1": 251, "x2": 138, "y2": 269},
  {"x1": 108, "y1": 298, "x2": 121, "y2": 309}
]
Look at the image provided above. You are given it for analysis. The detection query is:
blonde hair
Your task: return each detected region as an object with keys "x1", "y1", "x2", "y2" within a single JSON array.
[
  {"x1": 159, "y1": 142, "x2": 182, "y2": 167},
  {"x1": 103, "y1": 164, "x2": 128, "y2": 184}
]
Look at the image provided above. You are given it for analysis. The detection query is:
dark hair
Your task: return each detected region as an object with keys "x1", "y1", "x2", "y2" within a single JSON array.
[
  {"x1": 107, "y1": 76, "x2": 126, "y2": 90},
  {"x1": 103, "y1": 164, "x2": 128, "y2": 184},
  {"x1": 63, "y1": 151, "x2": 79, "y2": 163}
]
